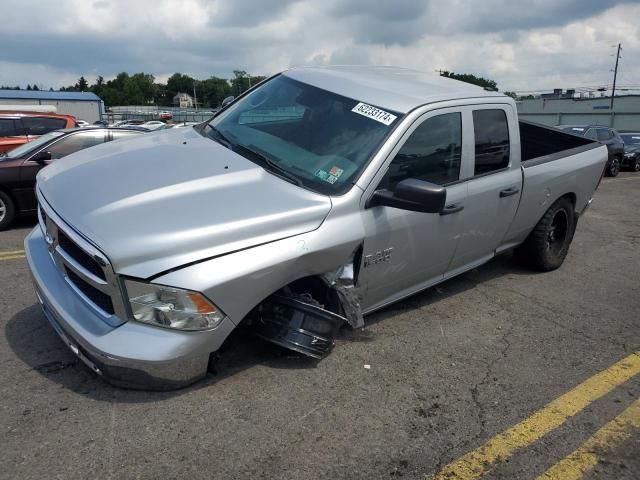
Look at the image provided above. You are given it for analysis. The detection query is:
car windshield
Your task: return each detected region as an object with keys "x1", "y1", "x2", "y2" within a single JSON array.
[
  {"x1": 2, "y1": 130, "x2": 65, "y2": 159},
  {"x1": 204, "y1": 74, "x2": 401, "y2": 194},
  {"x1": 562, "y1": 126, "x2": 586, "y2": 136},
  {"x1": 621, "y1": 134, "x2": 640, "y2": 146}
]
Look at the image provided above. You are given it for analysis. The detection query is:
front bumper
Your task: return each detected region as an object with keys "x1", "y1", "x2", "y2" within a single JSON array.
[{"x1": 25, "y1": 227, "x2": 235, "y2": 390}]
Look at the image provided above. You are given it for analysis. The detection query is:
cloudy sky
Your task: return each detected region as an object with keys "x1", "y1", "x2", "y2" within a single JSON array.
[{"x1": 1, "y1": 0, "x2": 639, "y2": 94}]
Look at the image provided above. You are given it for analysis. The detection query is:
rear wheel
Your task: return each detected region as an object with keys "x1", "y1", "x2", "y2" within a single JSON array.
[
  {"x1": 606, "y1": 156, "x2": 621, "y2": 177},
  {"x1": 514, "y1": 197, "x2": 576, "y2": 272},
  {"x1": 0, "y1": 191, "x2": 16, "y2": 231},
  {"x1": 630, "y1": 157, "x2": 640, "y2": 173}
]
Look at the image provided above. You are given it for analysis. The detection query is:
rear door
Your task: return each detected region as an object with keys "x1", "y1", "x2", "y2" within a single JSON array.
[
  {"x1": 446, "y1": 106, "x2": 522, "y2": 274},
  {"x1": 359, "y1": 108, "x2": 469, "y2": 311}
]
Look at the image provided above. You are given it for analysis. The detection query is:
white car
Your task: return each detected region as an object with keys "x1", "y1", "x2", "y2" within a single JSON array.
[{"x1": 142, "y1": 121, "x2": 169, "y2": 131}]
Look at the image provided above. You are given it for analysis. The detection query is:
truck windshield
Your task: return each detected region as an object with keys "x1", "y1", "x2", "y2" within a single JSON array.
[{"x1": 204, "y1": 75, "x2": 401, "y2": 194}]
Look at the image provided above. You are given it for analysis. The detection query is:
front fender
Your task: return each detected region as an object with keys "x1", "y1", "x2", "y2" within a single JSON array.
[{"x1": 152, "y1": 220, "x2": 365, "y2": 325}]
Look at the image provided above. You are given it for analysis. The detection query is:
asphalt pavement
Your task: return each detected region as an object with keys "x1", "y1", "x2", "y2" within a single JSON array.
[{"x1": 1, "y1": 174, "x2": 638, "y2": 480}]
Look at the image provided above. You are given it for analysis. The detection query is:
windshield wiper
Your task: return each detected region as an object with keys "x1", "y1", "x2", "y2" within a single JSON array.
[
  {"x1": 207, "y1": 125, "x2": 234, "y2": 150},
  {"x1": 234, "y1": 144, "x2": 304, "y2": 187}
]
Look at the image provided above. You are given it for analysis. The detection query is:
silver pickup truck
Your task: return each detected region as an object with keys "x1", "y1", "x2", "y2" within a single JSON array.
[{"x1": 26, "y1": 66, "x2": 607, "y2": 389}]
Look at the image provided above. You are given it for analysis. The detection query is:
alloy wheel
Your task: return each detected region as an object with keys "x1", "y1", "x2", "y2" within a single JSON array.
[
  {"x1": 546, "y1": 209, "x2": 569, "y2": 256},
  {"x1": 610, "y1": 158, "x2": 620, "y2": 176}
]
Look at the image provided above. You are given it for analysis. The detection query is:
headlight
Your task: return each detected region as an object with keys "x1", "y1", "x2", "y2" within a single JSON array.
[
  {"x1": 624, "y1": 152, "x2": 634, "y2": 158},
  {"x1": 123, "y1": 279, "x2": 225, "y2": 331}
]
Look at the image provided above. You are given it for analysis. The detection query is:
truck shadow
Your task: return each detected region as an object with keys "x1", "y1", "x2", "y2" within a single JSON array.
[{"x1": 5, "y1": 252, "x2": 535, "y2": 402}]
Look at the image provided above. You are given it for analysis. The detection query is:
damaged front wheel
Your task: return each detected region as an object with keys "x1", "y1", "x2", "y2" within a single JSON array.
[{"x1": 254, "y1": 295, "x2": 346, "y2": 359}]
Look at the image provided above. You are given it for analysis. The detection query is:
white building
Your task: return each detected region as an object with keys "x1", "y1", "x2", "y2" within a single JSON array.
[
  {"x1": 517, "y1": 94, "x2": 640, "y2": 131},
  {"x1": 173, "y1": 92, "x2": 194, "y2": 108},
  {"x1": 0, "y1": 90, "x2": 104, "y2": 123}
]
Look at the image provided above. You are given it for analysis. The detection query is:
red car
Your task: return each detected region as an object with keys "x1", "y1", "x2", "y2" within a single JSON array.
[
  {"x1": 0, "y1": 126, "x2": 145, "y2": 230},
  {"x1": 0, "y1": 112, "x2": 77, "y2": 154}
]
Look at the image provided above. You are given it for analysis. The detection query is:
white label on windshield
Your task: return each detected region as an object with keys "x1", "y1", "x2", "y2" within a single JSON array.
[{"x1": 351, "y1": 103, "x2": 397, "y2": 125}]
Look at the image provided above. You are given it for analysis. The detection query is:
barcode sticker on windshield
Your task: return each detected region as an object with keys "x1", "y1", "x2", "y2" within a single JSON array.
[{"x1": 351, "y1": 103, "x2": 397, "y2": 126}]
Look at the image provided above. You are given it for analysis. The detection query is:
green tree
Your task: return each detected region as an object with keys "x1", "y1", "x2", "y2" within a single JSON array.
[
  {"x1": 200, "y1": 76, "x2": 233, "y2": 108},
  {"x1": 166, "y1": 73, "x2": 196, "y2": 105},
  {"x1": 75, "y1": 76, "x2": 89, "y2": 91},
  {"x1": 440, "y1": 71, "x2": 498, "y2": 91}
]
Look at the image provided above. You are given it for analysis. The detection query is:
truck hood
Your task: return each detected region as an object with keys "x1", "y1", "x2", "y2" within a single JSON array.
[{"x1": 38, "y1": 127, "x2": 332, "y2": 278}]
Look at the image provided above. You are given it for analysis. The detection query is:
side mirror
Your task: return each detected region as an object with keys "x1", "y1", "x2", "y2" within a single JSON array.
[
  {"x1": 368, "y1": 178, "x2": 446, "y2": 214},
  {"x1": 31, "y1": 150, "x2": 52, "y2": 164},
  {"x1": 221, "y1": 96, "x2": 235, "y2": 108}
]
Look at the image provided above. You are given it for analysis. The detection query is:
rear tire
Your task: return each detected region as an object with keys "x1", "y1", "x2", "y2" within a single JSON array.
[
  {"x1": 514, "y1": 197, "x2": 576, "y2": 272},
  {"x1": 606, "y1": 156, "x2": 621, "y2": 177},
  {"x1": 0, "y1": 191, "x2": 16, "y2": 231},
  {"x1": 631, "y1": 157, "x2": 640, "y2": 173}
]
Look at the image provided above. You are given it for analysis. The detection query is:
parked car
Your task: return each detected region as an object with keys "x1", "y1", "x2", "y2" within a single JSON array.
[
  {"x1": 171, "y1": 121, "x2": 200, "y2": 128},
  {"x1": 0, "y1": 112, "x2": 77, "y2": 154},
  {"x1": 142, "y1": 120, "x2": 169, "y2": 130},
  {"x1": 559, "y1": 125, "x2": 625, "y2": 176},
  {"x1": 26, "y1": 66, "x2": 607, "y2": 389},
  {"x1": 0, "y1": 127, "x2": 145, "y2": 230},
  {"x1": 111, "y1": 119, "x2": 145, "y2": 127},
  {"x1": 619, "y1": 132, "x2": 640, "y2": 172}
]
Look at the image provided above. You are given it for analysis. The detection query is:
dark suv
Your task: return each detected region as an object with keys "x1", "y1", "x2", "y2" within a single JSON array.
[
  {"x1": 0, "y1": 127, "x2": 145, "y2": 230},
  {"x1": 559, "y1": 125, "x2": 625, "y2": 177},
  {"x1": 620, "y1": 132, "x2": 640, "y2": 172}
]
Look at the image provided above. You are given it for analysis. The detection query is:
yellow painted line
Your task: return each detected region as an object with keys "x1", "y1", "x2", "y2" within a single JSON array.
[
  {"x1": 0, "y1": 254, "x2": 25, "y2": 261},
  {"x1": 429, "y1": 352, "x2": 640, "y2": 480},
  {"x1": 0, "y1": 249, "x2": 25, "y2": 257},
  {"x1": 0, "y1": 250, "x2": 25, "y2": 261},
  {"x1": 537, "y1": 397, "x2": 640, "y2": 480}
]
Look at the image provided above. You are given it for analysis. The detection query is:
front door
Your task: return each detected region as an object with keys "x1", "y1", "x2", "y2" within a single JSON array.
[{"x1": 358, "y1": 109, "x2": 469, "y2": 312}]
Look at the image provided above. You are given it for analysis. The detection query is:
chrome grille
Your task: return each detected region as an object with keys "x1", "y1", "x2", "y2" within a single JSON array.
[{"x1": 37, "y1": 194, "x2": 126, "y2": 327}]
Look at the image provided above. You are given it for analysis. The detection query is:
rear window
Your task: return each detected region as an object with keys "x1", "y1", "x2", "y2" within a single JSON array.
[
  {"x1": 472, "y1": 109, "x2": 510, "y2": 175},
  {"x1": 0, "y1": 118, "x2": 25, "y2": 137},
  {"x1": 22, "y1": 117, "x2": 68, "y2": 135},
  {"x1": 596, "y1": 129, "x2": 613, "y2": 141}
]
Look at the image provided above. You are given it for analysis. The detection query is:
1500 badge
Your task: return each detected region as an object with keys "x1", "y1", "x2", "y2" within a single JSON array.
[{"x1": 364, "y1": 248, "x2": 393, "y2": 267}]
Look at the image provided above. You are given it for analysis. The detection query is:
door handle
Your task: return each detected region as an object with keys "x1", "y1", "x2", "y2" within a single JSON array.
[
  {"x1": 499, "y1": 187, "x2": 520, "y2": 198},
  {"x1": 440, "y1": 203, "x2": 464, "y2": 216}
]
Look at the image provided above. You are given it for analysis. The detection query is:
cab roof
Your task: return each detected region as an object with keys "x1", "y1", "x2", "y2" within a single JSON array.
[{"x1": 283, "y1": 66, "x2": 506, "y2": 114}]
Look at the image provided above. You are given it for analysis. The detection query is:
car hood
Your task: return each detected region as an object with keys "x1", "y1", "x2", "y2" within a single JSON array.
[
  {"x1": 625, "y1": 145, "x2": 640, "y2": 154},
  {"x1": 38, "y1": 127, "x2": 332, "y2": 278}
]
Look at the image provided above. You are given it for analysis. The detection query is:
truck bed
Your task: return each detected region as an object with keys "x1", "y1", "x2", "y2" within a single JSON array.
[
  {"x1": 519, "y1": 120, "x2": 598, "y2": 167},
  {"x1": 500, "y1": 121, "x2": 608, "y2": 250}
]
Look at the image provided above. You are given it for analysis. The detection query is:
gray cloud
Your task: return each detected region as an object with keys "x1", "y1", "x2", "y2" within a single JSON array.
[{"x1": 0, "y1": 0, "x2": 638, "y2": 93}]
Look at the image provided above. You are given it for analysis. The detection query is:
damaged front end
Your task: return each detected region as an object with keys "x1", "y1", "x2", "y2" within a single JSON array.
[
  {"x1": 253, "y1": 245, "x2": 365, "y2": 359},
  {"x1": 254, "y1": 295, "x2": 345, "y2": 358}
]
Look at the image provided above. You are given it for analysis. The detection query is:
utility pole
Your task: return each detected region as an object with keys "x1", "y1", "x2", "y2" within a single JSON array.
[
  {"x1": 610, "y1": 43, "x2": 621, "y2": 110},
  {"x1": 193, "y1": 83, "x2": 198, "y2": 112}
]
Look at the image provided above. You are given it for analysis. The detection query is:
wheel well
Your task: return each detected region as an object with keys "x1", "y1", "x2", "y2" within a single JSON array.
[
  {"x1": 240, "y1": 275, "x2": 343, "y2": 326},
  {"x1": 563, "y1": 192, "x2": 576, "y2": 208},
  {"x1": 0, "y1": 186, "x2": 17, "y2": 209}
]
